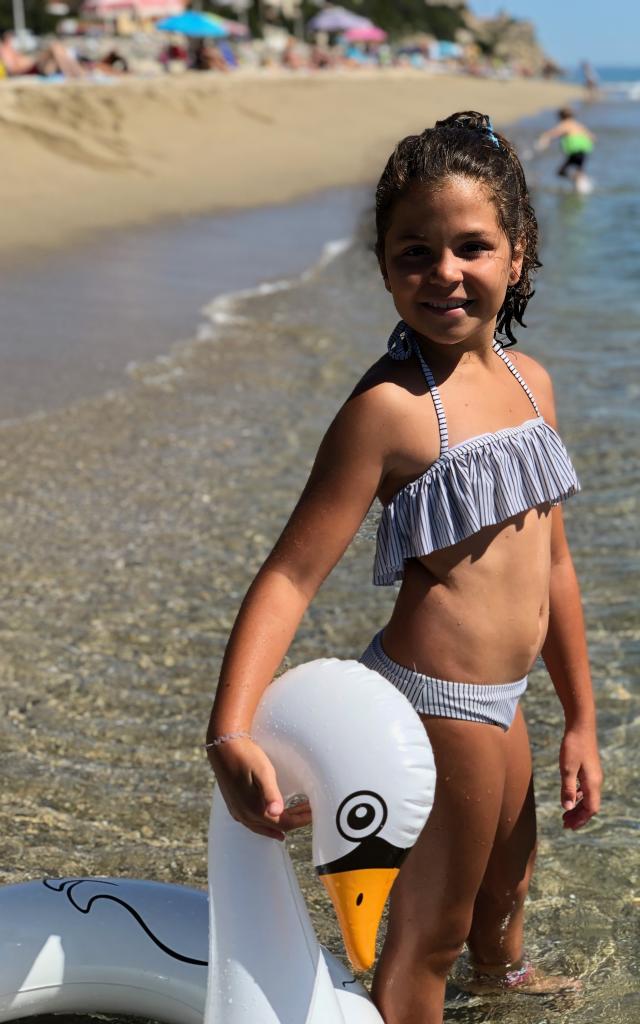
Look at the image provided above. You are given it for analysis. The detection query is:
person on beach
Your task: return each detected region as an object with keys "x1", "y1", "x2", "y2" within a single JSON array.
[
  {"x1": 0, "y1": 31, "x2": 85, "y2": 78},
  {"x1": 205, "y1": 111, "x2": 602, "y2": 1023},
  {"x1": 536, "y1": 107, "x2": 595, "y2": 191},
  {"x1": 580, "y1": 60, "x2": 600, "y2": 99}
]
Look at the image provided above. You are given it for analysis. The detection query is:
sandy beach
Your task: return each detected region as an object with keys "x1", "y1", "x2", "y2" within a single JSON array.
[{"x1": 2, "y1": 69, "x2": 580, "y2": 259}]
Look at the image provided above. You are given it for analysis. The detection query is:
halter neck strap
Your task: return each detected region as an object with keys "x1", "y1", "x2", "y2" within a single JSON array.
[
  {"x1": 387, "y1": 321, "x2": 449, "y2": 454},
  {"x1": 386, "y1": 323, "x2": 541, "y2": 456},
  {"x1": 491, "y1": 340, "x2": 541, "y2": 416}
]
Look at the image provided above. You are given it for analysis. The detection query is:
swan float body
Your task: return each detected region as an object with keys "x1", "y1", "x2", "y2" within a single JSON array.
[
  {"x1": 0, "y1": 659, "x2": 435, "y2": 1024},
  {"x1": 0, "y1": 876, "x2": 207, "y2": 1024}
]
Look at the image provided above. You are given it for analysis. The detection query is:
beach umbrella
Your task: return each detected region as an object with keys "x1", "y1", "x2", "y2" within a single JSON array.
[
  {"x1": 204, "y1": 11, "x2": 248, "y2": 37},
  {"x1": 82, "y1": 0, "x2": 183, "y2": 16},
  {"x1": 156, "y1": 9, "x2": 229, "y2": 36},
  {"x1": 343, "y1": 24, "x2": 387, "y2": 43},
  {"x1": 435, "y1": 40, "x2": 462, "y2": 59},
  {"x1": 308, "y1": 5, "x2": 373, "y2": 33}
]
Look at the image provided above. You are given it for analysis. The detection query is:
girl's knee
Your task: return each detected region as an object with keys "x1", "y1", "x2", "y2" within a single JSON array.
[
  {"x1": 422, "y1": 938, "x2": 467, "y2": 977},
  {"x1": 477, "y1": 847, "x2": 537, "y2": 915},
  {"x1": 387, "y1": 908, "x2": 472, "y2": 973}
]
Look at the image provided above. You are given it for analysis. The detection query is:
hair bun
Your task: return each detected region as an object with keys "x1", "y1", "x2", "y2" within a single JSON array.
[{"x1": 435, "y1": 111, "x2": 492, "y2": 132}]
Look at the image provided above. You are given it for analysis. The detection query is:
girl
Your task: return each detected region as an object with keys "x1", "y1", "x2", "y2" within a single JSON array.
[{"x1": 205, "y1": 111, "x2": 602, "y2": 1023}]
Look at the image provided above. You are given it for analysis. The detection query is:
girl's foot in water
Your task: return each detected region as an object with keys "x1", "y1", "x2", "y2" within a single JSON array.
[{"x1": 452, "y1": 957, "x2": 582, "y2": 995}]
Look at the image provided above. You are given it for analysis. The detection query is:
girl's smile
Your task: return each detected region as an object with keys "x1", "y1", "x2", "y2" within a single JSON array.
[
  {"x1": 419, "y1": 297, "x2": 473, "y2": 316},
  {"x1": 381, "y1": 176, "x2": 523, "y2": 349}
]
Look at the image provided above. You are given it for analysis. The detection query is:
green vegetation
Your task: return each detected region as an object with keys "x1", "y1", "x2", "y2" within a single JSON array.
[
  {"x1": 354, "y1": 2, "x2": 467, "y2": 41},
  {"x1": 1, "y1": 0, "x2": 59, "y2": 35}
]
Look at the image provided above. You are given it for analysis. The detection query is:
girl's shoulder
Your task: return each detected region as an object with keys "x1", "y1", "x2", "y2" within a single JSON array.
[
  {"x1": 327, "y1": 351, "x2": 438, "y2": 464},
  {"x1": 350, "y1": 350, "x2": 429, "y2": 406},
  {"x1": 507, "y1": 348, "x2": 556, "y2": 421}
]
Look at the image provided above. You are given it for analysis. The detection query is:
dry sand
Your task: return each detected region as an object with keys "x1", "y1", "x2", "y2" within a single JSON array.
[{"x1": 2, "y1": 69, "x2": 580, "y2": 259}]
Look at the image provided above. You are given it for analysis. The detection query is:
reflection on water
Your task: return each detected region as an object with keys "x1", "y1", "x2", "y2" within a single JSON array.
[{"x1": 0, "y1": 103, "x2": 638, "y2": 1023}]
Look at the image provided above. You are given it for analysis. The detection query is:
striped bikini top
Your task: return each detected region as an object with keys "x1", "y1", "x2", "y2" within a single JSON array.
[{"x1": 373, "y1": 322, "x2": 580, "y2": 586}]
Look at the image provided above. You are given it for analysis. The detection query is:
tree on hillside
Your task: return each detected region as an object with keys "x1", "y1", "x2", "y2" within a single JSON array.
[
  {"x1": 349, "y1": 1, "x2": 467, "y2": 40},
  {"x1": 0, "y1": 0, "x2": 66, "y2": 35}
]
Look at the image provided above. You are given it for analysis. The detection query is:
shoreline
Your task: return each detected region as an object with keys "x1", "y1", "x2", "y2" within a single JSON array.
[
  {"x1": 1, "y1": 69, "x2": 581, "y2": 260},
  {"x1": 0, "y1": 186, "x2": 368, "y2": 421}
]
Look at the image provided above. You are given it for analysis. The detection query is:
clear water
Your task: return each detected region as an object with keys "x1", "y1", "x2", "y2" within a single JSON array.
[{"x1": 0, "y1": 90, "x2": 638, "y2": 1023}]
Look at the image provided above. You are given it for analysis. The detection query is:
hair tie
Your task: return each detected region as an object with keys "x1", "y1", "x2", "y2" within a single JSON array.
[
  {"x1": 485, "y1": 119, "x2": 500, "y2": 149},
  {"x1": 387, "y1": 320, "x2": 415, "y2": 361}
]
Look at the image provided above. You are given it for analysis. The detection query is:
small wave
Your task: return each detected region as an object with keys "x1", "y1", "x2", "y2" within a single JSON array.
[
  {"x1": 197, "y1": 236, "x2": 352, "y2": 342},
  {"x1": 602, "y1": 80, "x2": 640, "y2": 101},
  {"x1": 126, "y1": 234, "x2": 354, "y2": 384}
]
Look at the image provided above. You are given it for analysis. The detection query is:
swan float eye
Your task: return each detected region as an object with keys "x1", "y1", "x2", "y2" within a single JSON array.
[{"x1": 336, "y1": 790, "x2": 388, "y2": 842}]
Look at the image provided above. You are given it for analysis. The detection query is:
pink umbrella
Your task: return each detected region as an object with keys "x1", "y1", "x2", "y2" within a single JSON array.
[
  {"x1": 343, "y1": 24, "x2": 387, "y2": 43},
  {"x1": 82, "y1": 0, "x2": 183, "y2": 17}
]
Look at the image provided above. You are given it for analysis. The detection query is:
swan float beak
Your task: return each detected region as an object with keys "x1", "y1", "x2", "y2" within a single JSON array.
[{"x1": 316, "y1": 836, "x2": 408, "y2": 972}]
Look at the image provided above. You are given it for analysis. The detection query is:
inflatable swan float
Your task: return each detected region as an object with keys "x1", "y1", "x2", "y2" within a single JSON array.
[{"x1": 0, "y1": 659, "x2": 435, "y2": 1024}]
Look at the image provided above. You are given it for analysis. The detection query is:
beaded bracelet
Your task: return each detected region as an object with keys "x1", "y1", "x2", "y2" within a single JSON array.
[{"x1": 204, "y1": 730, "x2": 251, "y2": 749}]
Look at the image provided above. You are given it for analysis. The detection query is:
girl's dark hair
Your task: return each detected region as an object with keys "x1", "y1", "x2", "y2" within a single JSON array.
[{"x1": 375, "y1": 111, "x2": 541, "y2": 346}]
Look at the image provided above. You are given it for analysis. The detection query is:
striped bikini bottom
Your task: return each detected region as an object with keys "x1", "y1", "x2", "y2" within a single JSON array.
[{"x1": 360, "y1": 631, "x2": 527, "y2": 732}]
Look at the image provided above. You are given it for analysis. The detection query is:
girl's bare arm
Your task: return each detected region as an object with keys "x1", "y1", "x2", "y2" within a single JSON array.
[
  {"x1": 542, "y1": 506, "x2": 602, "y2": 829},
  {"x1": 206, "y1": 381, "x2": 395, "y2": 837},
  {"x1": 517, "y1": 353, "x2": 602, "y2": 830}
]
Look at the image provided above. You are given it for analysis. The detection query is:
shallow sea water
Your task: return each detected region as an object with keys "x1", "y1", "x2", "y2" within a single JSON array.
[{"x1": 1, "y1": 98, "x2": 638, "y2": 1022}]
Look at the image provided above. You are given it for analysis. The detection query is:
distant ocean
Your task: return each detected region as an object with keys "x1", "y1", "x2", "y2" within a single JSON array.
[{"x1": 570, "y1": 63, "x2": 640, "y2": 99}]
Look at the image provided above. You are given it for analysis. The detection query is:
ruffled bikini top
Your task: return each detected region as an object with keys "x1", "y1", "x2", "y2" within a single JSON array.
[{"x1": 373, "y1": 322, "x2": 580, "y2": 586}]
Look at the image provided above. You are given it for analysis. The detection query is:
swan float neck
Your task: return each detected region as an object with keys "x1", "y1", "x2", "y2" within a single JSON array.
[{"x1": 206, "y1": 658, "x2": 435, "y2": 1024}]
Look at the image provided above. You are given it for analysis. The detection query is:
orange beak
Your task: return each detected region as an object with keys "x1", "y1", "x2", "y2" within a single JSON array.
[{"x1": 319, "y1": 866, "x2": 400, "y2": 972}]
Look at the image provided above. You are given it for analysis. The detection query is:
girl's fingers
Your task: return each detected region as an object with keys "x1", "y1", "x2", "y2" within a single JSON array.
[
  {"x1": 560, "y1": 770, "x2": 578, "y2": 810},
  {"x1": 579, "y1": 772, "x2": 602, "y2": 816},
  {"x1": 279, "y1": 803, "x2": 312, "y2": 831},
  {"x1": 562, "y1": 801, "x2": 593, "y2": 830},
  {"x1": 247, "y1": 824, "x2": 286, "y2": 840},
  {"x1": 251, "y1": 763, "x2": 285, "y2": 821},
  {"x1": 233, "y1": 809, "x2": 285, "y2": 840}
]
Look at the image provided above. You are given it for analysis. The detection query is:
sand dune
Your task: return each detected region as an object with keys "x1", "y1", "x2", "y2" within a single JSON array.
[{"x1": 1, "y1": 69, "x2": 580, "y2": 259}]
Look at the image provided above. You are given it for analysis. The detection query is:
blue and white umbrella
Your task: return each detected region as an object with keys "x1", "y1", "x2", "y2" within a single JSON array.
[{"x1": 156, "y1": 10, "x2": 229, "y2": 37}]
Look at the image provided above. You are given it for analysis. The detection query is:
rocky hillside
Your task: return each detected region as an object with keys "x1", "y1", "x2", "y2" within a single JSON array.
[{"x1": 463, "y1": 8, "x2": 559, "y2": 74}]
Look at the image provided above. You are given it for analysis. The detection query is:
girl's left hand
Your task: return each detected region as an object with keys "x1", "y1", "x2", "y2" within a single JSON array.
[{"x1": 559, "y1": 726, "x2": 603, "y2": 830}]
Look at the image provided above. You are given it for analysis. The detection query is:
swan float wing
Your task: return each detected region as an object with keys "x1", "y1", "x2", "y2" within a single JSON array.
[{"x1": 0, "y1": 877, "x2": 207, "y2": 1024}]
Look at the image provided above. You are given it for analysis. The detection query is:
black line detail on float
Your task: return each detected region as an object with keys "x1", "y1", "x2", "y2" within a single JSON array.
[
  {"x1": 43, "y1": 877, "x2": 208, "y2": 967},
  {"x1": 316, "y1": 835, "x2": 408, "y2": 876}
]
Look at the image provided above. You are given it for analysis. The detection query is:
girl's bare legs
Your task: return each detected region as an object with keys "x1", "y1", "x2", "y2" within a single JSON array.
[
  {"x1": 372, "y1": 715, "x2": 524, "y2": 1024},
  {"x1": 467, "y1": 706, "x2": 537, "y2": 971},
  {"x1": 465, "y1": 708, "x2": 579, "y2": 994}
]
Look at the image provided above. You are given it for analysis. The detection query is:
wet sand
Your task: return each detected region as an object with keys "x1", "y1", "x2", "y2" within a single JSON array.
[
  {"x1": 0, "y1": 290, "x2": 367, "y2": 957},
  {"x1": 1, "y1": 70, "x2": 580, "y2": 259}
]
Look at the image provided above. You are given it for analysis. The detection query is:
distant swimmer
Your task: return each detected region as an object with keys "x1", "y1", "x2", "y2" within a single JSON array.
[
  {"x1": 580, "y1": 60, "x2": 600, "y2": 100},
  {"x1": 536, "y1": 108, "x2": 595, "y2": 193}
]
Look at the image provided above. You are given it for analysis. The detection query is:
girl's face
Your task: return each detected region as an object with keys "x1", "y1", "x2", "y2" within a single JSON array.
[{"x1": 380, "y1": 176, "x2": 523, "y2": 351}]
